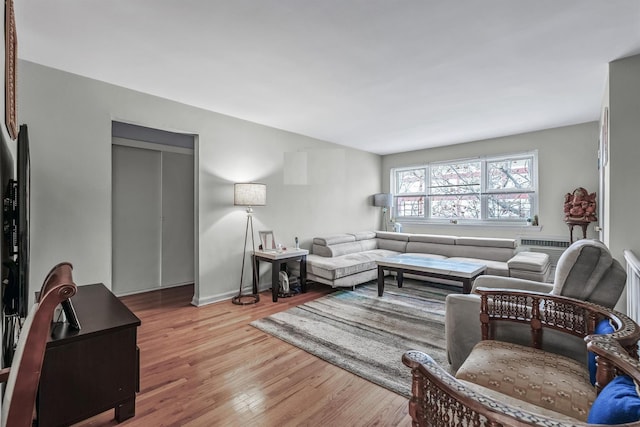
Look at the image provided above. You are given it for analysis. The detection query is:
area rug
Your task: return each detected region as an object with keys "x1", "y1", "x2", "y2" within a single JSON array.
[{"x1": 250, "y1": 280, "x2": 452, "y2": 398}]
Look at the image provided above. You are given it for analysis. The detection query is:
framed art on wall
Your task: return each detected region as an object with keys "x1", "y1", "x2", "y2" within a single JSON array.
[{"x1": 5, "y1": 0, "x2": 17, "y2": 140}]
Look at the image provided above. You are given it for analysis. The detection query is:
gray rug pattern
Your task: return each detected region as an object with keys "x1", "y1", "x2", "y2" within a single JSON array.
[{"x1": 250, "y1": 280, "x2": 452, "y2": 398}]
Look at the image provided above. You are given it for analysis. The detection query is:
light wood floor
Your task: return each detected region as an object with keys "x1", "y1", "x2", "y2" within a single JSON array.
[{"x1": 75, "y1": 283, "x2": 411, "y2": 427}]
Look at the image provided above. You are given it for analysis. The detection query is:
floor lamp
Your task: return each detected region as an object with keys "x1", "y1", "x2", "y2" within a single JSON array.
[
  {"x1": 374, "y1": 193, "x2": 393, "y2": 231},
  {"x1": 232, "y1": 183, "x2": 266, "y2": 305}
]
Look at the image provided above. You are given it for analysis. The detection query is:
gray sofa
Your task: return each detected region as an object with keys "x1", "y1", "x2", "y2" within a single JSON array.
[{"x1": 302, "y1": 231, "x2": 550, "y2": 289}]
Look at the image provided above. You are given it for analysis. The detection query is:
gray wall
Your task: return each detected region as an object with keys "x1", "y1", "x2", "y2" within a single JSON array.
[
  {"x1": 17, "y1": 60, "x2": 382, "y2": 305},
  {"x1": 382, "y1": 123, "x2": 599, "y2": 240},
  {"x1": 607, "y1": 54, "x2": 640, "y2": 268}
]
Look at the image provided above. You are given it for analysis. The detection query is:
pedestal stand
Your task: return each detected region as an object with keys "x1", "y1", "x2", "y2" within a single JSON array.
[{"x1": 565, "y1": 220, "x2": 590, "y2": 243}]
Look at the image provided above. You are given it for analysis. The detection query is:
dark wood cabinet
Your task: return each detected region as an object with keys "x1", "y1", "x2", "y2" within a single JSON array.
[{"x1": 36, "y1": 283, "x2": 141, "y2": 427}]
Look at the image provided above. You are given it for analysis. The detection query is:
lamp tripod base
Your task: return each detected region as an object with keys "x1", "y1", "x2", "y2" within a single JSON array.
[
  {"x1": 233, "y1": 208, "x2": 261, "y2": 306},
  {"x1": 231, "y1": 293, "x2": 260, "y2": 305}
]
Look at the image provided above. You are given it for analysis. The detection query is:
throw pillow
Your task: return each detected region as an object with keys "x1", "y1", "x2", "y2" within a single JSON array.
[
  {"x1": 588, "y1": 375, "x2": 640, "y2": 424},
  {"x1": 589, "y1": 318, "x2": 615, "y2": 385}
]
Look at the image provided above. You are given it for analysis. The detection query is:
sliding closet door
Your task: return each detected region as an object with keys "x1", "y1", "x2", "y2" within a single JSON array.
[
  {"x1": 161, "y1": 152, "x2": 194, "y2": 287},
  {"x1": 112, "y1": 145, "x2": 162, "y2": 294}
]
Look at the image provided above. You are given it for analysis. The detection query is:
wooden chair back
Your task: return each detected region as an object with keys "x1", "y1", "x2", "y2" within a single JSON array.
[{"x1": 1, "y1": 262, "x2": 76, "y2": 427}]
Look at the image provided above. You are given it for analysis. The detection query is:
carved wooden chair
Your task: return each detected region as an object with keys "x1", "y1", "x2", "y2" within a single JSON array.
[
  {"x1": 0, "y1": 262, "x2": 77, "y2": 427},
  {"x1": 403, "y1": 288, "x2": 640, "y2": 426}
]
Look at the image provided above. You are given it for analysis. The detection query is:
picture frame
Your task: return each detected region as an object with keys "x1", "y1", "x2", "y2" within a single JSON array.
[
  {"x1": 5, "y1": 0, "x2": 17, "y2": 140},
  {"x1": 259, "y1": 230, "x2": 276, "y2": 251}
]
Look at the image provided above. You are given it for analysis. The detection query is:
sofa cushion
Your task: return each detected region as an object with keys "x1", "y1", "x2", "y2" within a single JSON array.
[
  {"x1": 588, "y1": 319, "x2": 615, "y2": 385},
  {"x1": 409, "y1": 234, "x2": 457, "y2": 245},
  {"x1": 508, "y1": 252, "x2": 550, "y2": 272},
  {"x1": 375, "y1": 231, "x2": 411, "y2": 241},
  {"x1": 588, "y1": 375, "x2": 640, "y2": 424},
  {"x1": 447, "y1": 257, "x2": 508, "y2": 276},
  {"x1": 351, "y1": 231, "x2": 377, "y2": 241},
  {"x1": 312, "y1": 239, "x2": 377, "y2": 258},
  {"x1": 313, "y1": 234, "x2": 355, "y2": 246},
  {"x1": 306, "y1": 249, "x2": 398, "y2": 280},
  {"x1": 456, "y1": 340, "x2": 595, "y2": 422},
  {"x1": 449, "y1": 244, "x2": 516, "y2": 262},
  {"x1": 323, "y1": 269, "x2": 379, "y2": 288},
  {"x1": 377, "y1": 238, "x2": 408, "y2": 252},
  {"x1": 456, "y1": 236, "x2": 517, "y2": 249},
  {"x1": 406, "y1": 242, "x2": 459, "y2": 257},
  {"x1": 509, "y1": 267, "x2": 552, "y2": 282}
]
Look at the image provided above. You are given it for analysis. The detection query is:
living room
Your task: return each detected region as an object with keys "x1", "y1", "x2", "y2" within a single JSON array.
[
  {"x1": 7, "y1": 5, "x2": 639, "y2": 310},
  {"x1": 2, "y1": 2, "x2": 640, "y2": 426}
]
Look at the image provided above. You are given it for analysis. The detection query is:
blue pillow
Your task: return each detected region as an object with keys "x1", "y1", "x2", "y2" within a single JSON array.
[
  {"x1": 589, "y1": 318, "x2": 615, "y2": 385},
  {"x1": 588, "y1": 375, "x2": 640, "y2": 424}
]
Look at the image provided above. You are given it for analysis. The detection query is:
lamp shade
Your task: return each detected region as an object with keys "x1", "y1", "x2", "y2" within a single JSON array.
[
  {"x1": 373, "y1": 193, "x2": 393, "y2": 208},
  {"x1": 234, "y1": 183, "x2": 267, "y2": 206}
]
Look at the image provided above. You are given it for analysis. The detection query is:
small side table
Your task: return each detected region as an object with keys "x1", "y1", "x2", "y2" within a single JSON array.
[
  {"x1": 565, "y1": 220, "x2": 591, "y2": 243},
  {"x1": 253, "y1": 249, "x2": 308, "y2": 302}
]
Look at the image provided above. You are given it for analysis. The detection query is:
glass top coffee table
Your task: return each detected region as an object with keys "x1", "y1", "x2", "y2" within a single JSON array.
[{"x1": 376, "y1": 254, "x2": 487, "y2": 296}]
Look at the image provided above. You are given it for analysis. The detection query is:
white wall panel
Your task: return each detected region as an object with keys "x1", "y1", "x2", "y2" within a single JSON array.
[
  {"x1": 161, "y1": 151, "x2": 194, "y2": 287},
  {"x1": 112, "y1": 145, "x2": 162, "y2": 294}
]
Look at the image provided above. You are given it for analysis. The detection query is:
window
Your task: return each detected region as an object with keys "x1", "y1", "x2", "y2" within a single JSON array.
[{"x1": 392, "y1": 152, "x2": 537, "y2": 223}]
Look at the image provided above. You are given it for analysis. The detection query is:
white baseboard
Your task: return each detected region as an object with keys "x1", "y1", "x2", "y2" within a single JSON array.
[{"x1": 191, "y1": 283, "x2": 272, "y2": 307}]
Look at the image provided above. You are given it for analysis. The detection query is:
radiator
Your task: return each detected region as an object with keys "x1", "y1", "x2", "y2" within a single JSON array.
[
  {"x1": 625, "y1": 249, "x2": 640, "y2": 325},
  {"x1": 518, "y1": 236, "x2": 570, "y2": 267}
]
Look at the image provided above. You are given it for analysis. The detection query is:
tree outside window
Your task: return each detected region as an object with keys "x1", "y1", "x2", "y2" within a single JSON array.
[{"x1": 392, "y1": 152, "x2": 536, "y2": 223}]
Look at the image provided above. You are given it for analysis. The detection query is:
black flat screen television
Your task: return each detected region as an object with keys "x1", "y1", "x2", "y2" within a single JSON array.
[
  {"x1": 2, "y1": 124, "x2": 30, "y2": 318},
  {"x1": 16, "y1": 124, "x2": 30, "y2": 319}
]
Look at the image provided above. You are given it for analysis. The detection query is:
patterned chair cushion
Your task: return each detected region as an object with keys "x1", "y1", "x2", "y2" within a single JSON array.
[
  {"x1": 459, "y1": 379, "x2": 582, "y2": 423},
  {"x1": 455, "y1": 340, "x2": 595, "y2": 422}
]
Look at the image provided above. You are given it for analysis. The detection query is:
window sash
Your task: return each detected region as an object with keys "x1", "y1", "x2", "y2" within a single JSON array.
[{"x1": 391, "y1": 152, "x2": 537, "y2": 222}]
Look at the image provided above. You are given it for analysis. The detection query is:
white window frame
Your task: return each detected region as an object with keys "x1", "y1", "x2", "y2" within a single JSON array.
[{"x1": 390, "y1": 150, "x2": 538, "y2": 225}]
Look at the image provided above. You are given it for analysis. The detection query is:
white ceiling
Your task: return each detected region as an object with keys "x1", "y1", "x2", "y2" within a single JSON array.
[{"x1": 15, "y1": 1, "x2": 640, "y2": 155}]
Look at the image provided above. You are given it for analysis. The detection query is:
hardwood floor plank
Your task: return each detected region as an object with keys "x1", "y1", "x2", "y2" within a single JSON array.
[{"x1": 73, "y1": 283, "x2": 411, "y2": 426}]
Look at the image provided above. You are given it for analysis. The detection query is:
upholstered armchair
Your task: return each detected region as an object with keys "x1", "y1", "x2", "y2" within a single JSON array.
[
  {"x1": 404, "y1": 288, "x2": 640, "y2": 426},
  {"x1": 446, "y1": 239, "x2": 627, "y2": 372}
]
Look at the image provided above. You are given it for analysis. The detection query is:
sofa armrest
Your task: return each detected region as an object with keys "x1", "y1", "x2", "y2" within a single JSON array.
[
  {"x1": 445, "y1": 294, "x2": 482, "y2": 372},
  {"x1": 472, "y1": 275, "x2": 554, "y2": 293}
]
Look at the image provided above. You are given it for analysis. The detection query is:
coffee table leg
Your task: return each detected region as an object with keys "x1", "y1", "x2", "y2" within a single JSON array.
[
  {"x1": 378, "y1": 265, "x2": 385, "y2": 296},
  {"x1": 397, "y1": 271, "x2": 404, "y2": 288}
]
